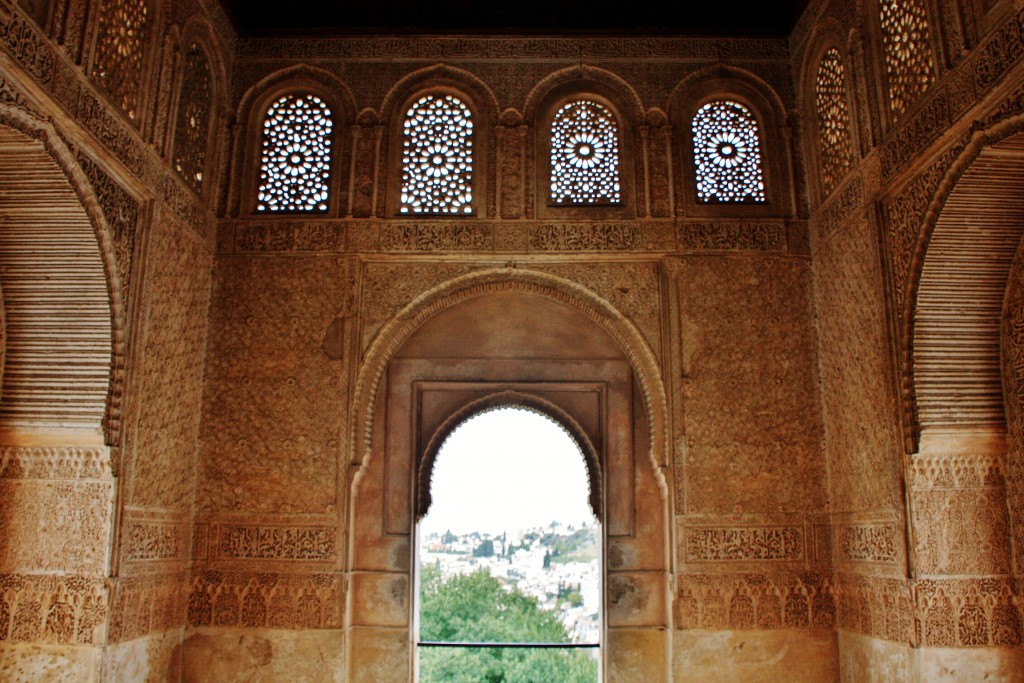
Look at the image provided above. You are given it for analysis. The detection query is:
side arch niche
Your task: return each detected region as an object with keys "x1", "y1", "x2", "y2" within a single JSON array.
[
  {"x1": 0, "y1": 120, "x2": 119, "y2": 441},
  {"x1": 345, "y1": 268, "x2": 672, "y2": 683},
  {"x1": 910, "y1": 127, "x2": 1024, "y2": 627}
]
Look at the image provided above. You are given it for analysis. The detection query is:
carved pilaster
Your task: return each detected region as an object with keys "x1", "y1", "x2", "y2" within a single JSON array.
[
  {"x1": 498, "y1": 109, "x2": 523, "y2": 220},
  {"x1": 645, "y1": 111, "x2": 672, "y2": 218},
  {"x1": 349, "y1": 111, "x2": 380, "y2": 219}
]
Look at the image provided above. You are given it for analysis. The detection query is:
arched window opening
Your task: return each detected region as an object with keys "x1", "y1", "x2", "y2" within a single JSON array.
[
  {"x1": 691, "y1": 100, "x2": 766, "y2": 203},
  {"x1": 257, "y1": 94, "x2": 334, "y2": 212},
  {"x1": 814, "y1": 47, "x2": 855, "y2": 196},
  {"x1": 92, "y1": 0, "x2": 150, "y2": 120},
  {"x1": 172, "y1": 42, "x2": 213, "y2": 192},
  {"x1": 400, "y1": 94, "x2": 474, "y2": 215},
  {"x1": 549, "y1": 99, "x2": 621, "y2": 205},
  {"x1": 417, "y1": 406, "x2": 600, "y2": 683}
]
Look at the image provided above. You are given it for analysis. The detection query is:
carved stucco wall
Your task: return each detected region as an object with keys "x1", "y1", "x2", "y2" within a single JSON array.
[
  {"x1": 0, "y1": 0, "x2": 229, "y2": 680},
  {"x1": 0, "y1": 0, "x2": 1022, "y2": 681}
]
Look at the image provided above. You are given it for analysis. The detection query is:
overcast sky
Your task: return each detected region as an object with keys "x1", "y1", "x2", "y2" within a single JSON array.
[{"x1": 419, "y1": 407, "x2": 597, "y2": 537}]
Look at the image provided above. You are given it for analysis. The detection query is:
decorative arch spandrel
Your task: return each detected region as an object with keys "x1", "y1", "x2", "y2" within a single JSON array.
[{"x1": 0, "y1": 103, "x2": 128, "y2": 448}]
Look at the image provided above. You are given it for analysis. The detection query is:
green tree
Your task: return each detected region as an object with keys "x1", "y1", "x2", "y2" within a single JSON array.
[{"x1": 419, "y1": 565, "x2": 597, "y2": 683}]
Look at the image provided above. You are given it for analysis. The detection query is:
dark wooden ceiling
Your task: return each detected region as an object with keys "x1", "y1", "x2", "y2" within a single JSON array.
[{"x1": 220, "y1": 0, "x2": 811, "y2": 37}]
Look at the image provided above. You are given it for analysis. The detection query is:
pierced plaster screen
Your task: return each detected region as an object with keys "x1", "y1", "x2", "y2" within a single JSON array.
[
  {"x1": 691, "y1": 100, "x2": 766, "y2": 203},
  {"x1": 400, "y1": 94, "x2": 474, "y2": 214},
  {"x1": 814, "y1": 48, "x2": 855, "y2": 195},
  {"x1": 880, "y1": 0, "x2": 935, "y2": 116},
  {"x1": 92, "y1": 0, "x2": 149, "y2": 120},
  {"x1": 549, "y1": 100, "x2": 621, "y2": 205},
  {"x1": 172, "y1": 43, "x2": 213, "y2": 192},
  {"x1": 257, "y1": 95, "x2": 334, "y2": 212}
]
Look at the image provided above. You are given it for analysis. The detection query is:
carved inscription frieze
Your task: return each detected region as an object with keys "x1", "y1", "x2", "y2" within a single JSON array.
[
  {"x1": 530, "y1": 223, "x2": 641, "y2": 251},
  {"x1": 217, "y1": 525, "x2": 336, "y2": 562},
  {"x1": 381, "y1": 223, "x2": 493, "y2": 252},
  {"x1": 683, "y1": 526, "x2": 804, "y2": 562},
  {"x1": 124, "y1": 522, "x2": 182, "y2": 562},
  {"x1": 838, "y1": 523, "x2": 899, "y2": 564},
  {"x1": 678, "y1": 222, "x2": 786, "y2": 252},
  {"x1": 234, "y1": 222, "x2": 344, "y2": 253},
  {"x1": 0, "y1": 12, "x2": 55, "y2": 85}
]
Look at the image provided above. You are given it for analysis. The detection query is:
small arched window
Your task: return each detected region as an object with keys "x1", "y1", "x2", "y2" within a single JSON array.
[
  {"x1": 172, "y1": 42, "x2": 213, "y2": 192},
  {"x1": 257, "y1": 94, "x2": 334, "y2": 212},
  {"x1": 878, "y1": 0, "x2": 935, "y2": 116},
  {"x1": 814, "y1": 48, "x2": 855, "y2": 196},
  {"x1": 691, "y1": 100, "x2": 766, "y2": 203},
  {"x1": 549, "y1": 99, "x2": 621, "y2": 205},
  {"x1": 400, "y1": 94, "x2": 474, "y2": 215},
  {"x1": 92, "y1": 0, "x2": 150, "y2": 121}
]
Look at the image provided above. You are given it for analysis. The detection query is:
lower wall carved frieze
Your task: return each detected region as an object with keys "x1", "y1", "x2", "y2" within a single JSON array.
[
  {"x1": 188, "y1": 571, "x2": 343, "y2": 630},
  {"x1": 0, "y1": 445, "x2": 112, "y2": 480},
  {"x1": 674, "y1": 572, "x2": 836, "y2": 630},
  {"x1": 0, "y1": 573, "x2": 108, "y2": 646},
  {"x1": 835, "y1": 574, "x2": 1022, "y2": 647},
  {"x1": 108, "y1": 572, "x2": 187, "y2": 643}
]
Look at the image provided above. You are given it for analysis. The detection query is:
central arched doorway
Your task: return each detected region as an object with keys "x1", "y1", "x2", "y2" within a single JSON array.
[
  {"x1": 415, "y1": 404, "x2": 602, "y2": 682},
  {"x1": 345, "y1": 269, "x2": 671, "y2": 683}
]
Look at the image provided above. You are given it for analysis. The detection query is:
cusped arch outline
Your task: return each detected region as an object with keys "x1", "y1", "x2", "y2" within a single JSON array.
[
  {"x1": 378, "y1": 63, "x2": 500, "y2": 125},
  {"x1": 522, "y1": 64, "x2": 644, "y2": 124},
  {"x1": 417, "y1": 390, "x2": 602, "y2": 523},
  {"x1": 349, "y1": 267, "x2": 670, "y2": 494},
  {"x1": 0, "y1": 103, "x2": 127, "y2": 446},
  {"x1": 901, "y1": 104, "x2": 1024, "y2": 449},
  {"x1": 177, "y1": 16, "x2": 229, "y2": 104},
  {"x1": 235, "y1": 64, "x2": 356, "y2": 128},
  {"x1": 667, "y1": 63, "x2": 787, "y2": 125}
]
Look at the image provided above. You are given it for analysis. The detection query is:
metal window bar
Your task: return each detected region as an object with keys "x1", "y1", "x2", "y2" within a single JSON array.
[{"x1": 418, "y1": 642, "x2": 599, "y2": 649}]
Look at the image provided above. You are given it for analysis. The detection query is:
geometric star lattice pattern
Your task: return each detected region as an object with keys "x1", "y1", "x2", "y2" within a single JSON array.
[
  {"x1": 879, "y1": 0, "x2": 935, "y2": 117},
  {"x1": 92, "y1": 0, "x2": 149, "y2": 121},
  {"x1": 550, "y1": 99, "x2": 621, "y2": 204},
  {"x1": 814, "y1": 48, "x2": 855, "y2": 196},
  {"x1": 258, "y1": 95, "x2": 334, "y2": 212},
  {"x1": 400, "y1": 94, "x2": 474, "y2": 214},
  {"x1": 691, "y1": 100, "x2": 766, "y2": 203},
  {"x1": 172, "y1": 43, "x2": 213, "y2": 193}
]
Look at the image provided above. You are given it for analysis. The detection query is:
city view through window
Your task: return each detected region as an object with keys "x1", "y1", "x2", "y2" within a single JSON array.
[{"x1": 417, "y1": 407, "x2": 600, "y2": 682}]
